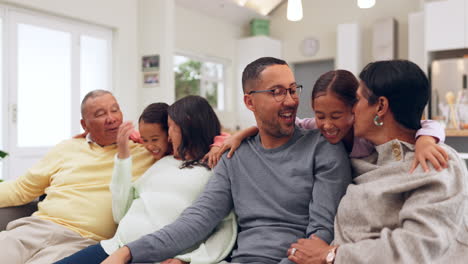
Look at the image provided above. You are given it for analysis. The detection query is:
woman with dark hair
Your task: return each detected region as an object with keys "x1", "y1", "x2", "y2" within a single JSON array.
[
  {"x1": 287, "y1": 60, "x2": 468, "y2": 264},
  {"x1": 56, "y1": 97, "x2": 236, "y2": 264},
  {"x1": 168, "y1": 95, "x2": 221, "y2": 168}
]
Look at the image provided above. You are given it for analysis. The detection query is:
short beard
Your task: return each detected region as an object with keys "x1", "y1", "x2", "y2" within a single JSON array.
[{"x1": 260, "y1": 119, "x2": 295, "y2": 138}]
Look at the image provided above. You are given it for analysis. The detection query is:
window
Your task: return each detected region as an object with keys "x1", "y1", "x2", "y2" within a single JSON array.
[
  {"x1": 80, "y1": 35, "x2": 110, "y2": 98},
  {"x1": 17, "y1": 23, "x2": 72, "y2": 147},
  {"x1": 174, "y1": 55, "x2": 225, "y2": 110},
  {"x1": 0, "y1": 7, "x2": 112, "y2": 180}
]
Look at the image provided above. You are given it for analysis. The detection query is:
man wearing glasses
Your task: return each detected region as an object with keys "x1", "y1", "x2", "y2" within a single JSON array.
[{"x1": 103, "y1": 57, "x2": 352, "y2": 264}]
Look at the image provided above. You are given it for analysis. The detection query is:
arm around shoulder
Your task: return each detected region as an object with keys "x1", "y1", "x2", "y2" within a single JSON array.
[
  {"x1": 418, "y1": 119, "x2": 446, "y2": 143},
  {"x1": 295, "y1": 117, "x2": 317, "y2": 130}
]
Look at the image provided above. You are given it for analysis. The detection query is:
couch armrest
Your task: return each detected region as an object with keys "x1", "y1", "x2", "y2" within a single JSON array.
[{"x1": 0, "y1": 202, "x2": 37, "y2": 231}]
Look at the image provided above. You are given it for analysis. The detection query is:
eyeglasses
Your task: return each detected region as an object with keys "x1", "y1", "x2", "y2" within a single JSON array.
[{"x1": 248, "y1": 85, "x2": 303, "y2": 102}]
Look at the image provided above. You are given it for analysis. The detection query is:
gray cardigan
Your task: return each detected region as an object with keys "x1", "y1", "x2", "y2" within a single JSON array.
[{"x1": 333, "y1": 140, "x2": 468, "y2": 264}]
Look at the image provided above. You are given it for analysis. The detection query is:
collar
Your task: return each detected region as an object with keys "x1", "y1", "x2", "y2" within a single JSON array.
[
  {"x1": 254, "y1": 127, "x2": 301, "y2": 153},
  {"x1": 86, "y1": 133, "x2": 117, "y2": 148},
  {"x1": 86, "y1": 133, "x2": 94, "y2": 143},
  {"x1": 374, "y1": 139, "x2": 415, "y2": 166}
]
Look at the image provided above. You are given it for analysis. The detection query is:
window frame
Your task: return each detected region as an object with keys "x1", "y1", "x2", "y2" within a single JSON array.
[
  {"x1": 174, "y1": 51, "x2": 227, "y2": 111},
  {"x1": 0, "y1": 5, "x2": 113, "y2": 179}
]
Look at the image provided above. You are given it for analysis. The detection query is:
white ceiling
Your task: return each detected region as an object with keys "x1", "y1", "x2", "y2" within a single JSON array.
[
  {"x1": 175, "y1": 0, "x2": 435, "y2": 25},
  {"x1": 231, "y1": 0, "x2": 284, "y2": 16},
  {"x1": 175, "y1": 0, "x2": 283, "y2": 25}
]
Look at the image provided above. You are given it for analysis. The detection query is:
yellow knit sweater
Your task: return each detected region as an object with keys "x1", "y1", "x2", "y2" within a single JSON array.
[{"x1": 0, "y1": 138, "x2": 154, "y2": 241}]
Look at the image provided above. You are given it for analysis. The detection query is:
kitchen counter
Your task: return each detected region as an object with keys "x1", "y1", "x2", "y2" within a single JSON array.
[
  {"x1": 446, "y1": 129, "x2": 468, "y2": 137},
  {"x1": 444, "y1": 136, "x2": 468, "y2": 166}
]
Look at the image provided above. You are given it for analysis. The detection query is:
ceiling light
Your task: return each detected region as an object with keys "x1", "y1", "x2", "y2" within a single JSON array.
[
  {"x1": 233, "y1": 0, "x2": 248, "y2": 6},
  {"x1": 287, "y1": 0, "x2": 303, "y2": 21},
  {"x1": 357, "y1": 0, "x2": 375, "y2": 9}
]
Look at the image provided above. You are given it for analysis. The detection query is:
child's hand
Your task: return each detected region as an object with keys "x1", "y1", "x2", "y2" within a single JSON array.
[
  {"x1": 217, "y1": 134, "x2": 243, "y2": 160},
  {"x1": 129, "y1": 130, "x2": 142, "y2": 144},
  {"x1": 202, "y1": 133, "x2": 244, "y2": 168},
  {"x1": 410, "y1": 136, "x2": 449, "y2": 173},
  {"x1": 202, "y1": 146, "x2": 221, "y2": 168},
  {"x1": 117, "y1": 122, "x2": 134, "y2": 159},
  {"x1": 204, "y1": 126, "x2": 259, "y2": 166}
]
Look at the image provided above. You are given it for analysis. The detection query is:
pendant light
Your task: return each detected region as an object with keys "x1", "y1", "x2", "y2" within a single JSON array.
[
  {"x1": 287, "y1": 0, "x2": 303, "y2": 21},
  {"x1": 357, "y1": 0, "x2": 375, "y2": 9}
]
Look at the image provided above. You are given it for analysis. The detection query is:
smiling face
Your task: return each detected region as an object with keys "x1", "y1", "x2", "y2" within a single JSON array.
[
  {"x1": 139, "y1": 121, "x2": 170, "y2": 161},
  {"x1": 313, "y1": 92, "x2": 355, "y2": 144},
  {"x1": 80, "y1": 93, "x2": 123, "y2": 146},
  {"x1": 245, "y1": 64, "x2": 298, "y2": 139}
]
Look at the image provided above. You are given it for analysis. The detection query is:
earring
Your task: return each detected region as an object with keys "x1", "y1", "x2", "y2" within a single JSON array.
[{"x1": 374, "y1": 115, "x2": 383, "y2": 126}]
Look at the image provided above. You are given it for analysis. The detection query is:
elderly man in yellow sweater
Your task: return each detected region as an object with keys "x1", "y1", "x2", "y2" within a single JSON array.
[{"x1": 0, "y1": 90, "x2": 154, "y2": 264}]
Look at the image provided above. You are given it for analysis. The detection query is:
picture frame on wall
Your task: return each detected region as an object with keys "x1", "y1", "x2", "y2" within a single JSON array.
[
  {"x1": 142, "y1": 55, "x2": 159, "y2": 87},
  {"x1": 142, "y1": 55, "x2": 159, "y2": 72},
  {"x1": 143, "y1": 72, "x2": 159, "y2": 87}
]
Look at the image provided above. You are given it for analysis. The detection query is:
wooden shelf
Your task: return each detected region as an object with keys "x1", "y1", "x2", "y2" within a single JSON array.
[{"x1": 446, "y1": 129, "x2": 468, "y2": 137}]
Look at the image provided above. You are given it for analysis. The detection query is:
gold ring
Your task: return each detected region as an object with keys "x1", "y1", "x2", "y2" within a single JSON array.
[{"x1": 291, "y1": 247, "x2": 297, "y2": 256}]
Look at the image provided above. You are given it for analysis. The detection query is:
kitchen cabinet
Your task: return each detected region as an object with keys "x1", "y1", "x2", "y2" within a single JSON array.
[
  {"x1": 425, "y1": 0, "x2": 465, "y2": 52},
  {"x1": 336, "y1": 23, "x2": 362, "y2": 76},
  {"x1": 409, "y1": 12, "x2": 426, "y2": 73},
  {"x1": 465, "y1": 0, "x2": 468, "y2": 47}
]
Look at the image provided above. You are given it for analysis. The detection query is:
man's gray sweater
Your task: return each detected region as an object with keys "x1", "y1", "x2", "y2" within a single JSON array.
[{"x1": 127, "y1": 128, "x2": 352, "y2": 264}]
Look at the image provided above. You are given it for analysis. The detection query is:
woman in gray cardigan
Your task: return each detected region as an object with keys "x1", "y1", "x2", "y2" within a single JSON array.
[{"x1": 287, "y1": 60, "x2": 468, "y2": 264}]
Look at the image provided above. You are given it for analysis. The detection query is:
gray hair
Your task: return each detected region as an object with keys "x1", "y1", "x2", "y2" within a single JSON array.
[{"x1": 81, "y1": 90, "x2": 113, "y2": 118}]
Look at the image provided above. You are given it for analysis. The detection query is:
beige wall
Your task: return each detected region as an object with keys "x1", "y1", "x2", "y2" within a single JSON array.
[
  {"x1": 2, "y1": 0, "x2": 141, "y2": 120},
  {"x1": 269, "y1": 0, "x2": 421, "y2": 65},
  {"x1": 174, "y1": 5, "x2": 246, "y2": 128},
  {"x1": 175, "y1": 5, "x2": 244, "y2": 60},
  {"x1": 138, "y1": 0, "x2": 175, "y2": 114}
]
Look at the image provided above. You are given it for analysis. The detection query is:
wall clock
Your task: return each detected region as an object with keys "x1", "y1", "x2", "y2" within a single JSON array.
[{"x1": 301, "y1": 37, "x2": 319, "y2": 57}]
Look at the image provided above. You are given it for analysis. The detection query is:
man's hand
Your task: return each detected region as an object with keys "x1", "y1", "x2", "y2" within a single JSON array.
[
  {"x1": 287, "y1": 235, "x2": 334, "y2": 264},
  {"x1": 410, "y1": 135, "x2": 449, "y2": 173},
  {"x1": 100, "y1": 246, "x2": 132, "y2": 264},
  {"x1": 117, "y1": 122, "x2": 134, "y2": 159},
  {"x1": 161, "y1": 258, "x2": 189, "y2": 264}
]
